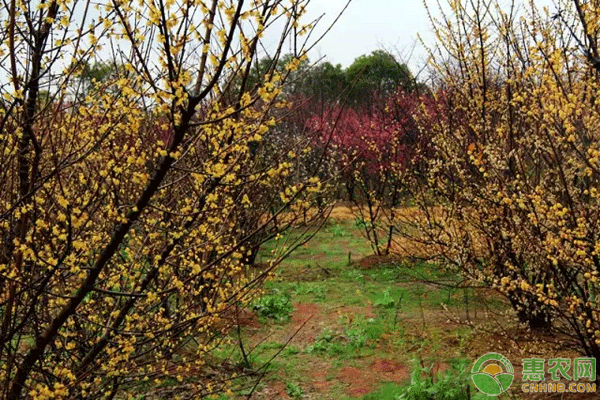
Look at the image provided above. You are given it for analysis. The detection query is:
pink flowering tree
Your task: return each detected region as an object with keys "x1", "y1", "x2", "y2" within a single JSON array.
[{"x1": 307, "y1": 88, "x2": 428, "y2": 255}]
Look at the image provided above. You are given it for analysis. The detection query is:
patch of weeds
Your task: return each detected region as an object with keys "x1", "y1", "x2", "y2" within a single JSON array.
[
  {"x1": 306, "y1": 328, "x2": 336, "y2": 353},
  {"x1": 374, "y1": 287, "x2": 397, "y2": 308},
  {"x1": 396, "y1": 260, "x2": 459, "y2": 285},
  {"x1": 251, "y1": 290, "x2": 293, "y2": 322},
  {"x1": 316, "y1": 240, "x2": 344, "y2": 257},
  {"x1": 293, "y1": 282, "x2": 327, "y2": 301},
  {"x1": 264, "y1": 279, "x2": 294, "y2": 292},
  {"x1": 362, "y1": 316, "x2": 389, "y2": 341},
  {"x1": 355, "y1": 216, "x2": 375, "y2": 231},
  {"x1": 281, "y1": 345, "x2": 300, "y2": 357},
  {"x1": 260, "y1": 341, "x2": 285, "y2": 350},
  {"x1": 325, "y1": 325, "x2": 369, "y2": 357},
  {"x1": 345, "y1": 326, "x2": 369, "y2": 350},
  {"x1": 365, "y1": 264, "x2": 400, "y2": 282},
  {"x1": 397, "y1": 358, "x2": 488, "y2": 400},
  {"x1": 363, "y1": 382, "x2": 405, "y2": 400},
  {"x1": 328, "y1": 223, "x2": 348, "y2": 238},
  {"x1": 347, "y1": 268, "x2": 364, "y2": 281},
  {"x1": 366, "y1": 286, "x2": 408, "y2": 310},
  {"x1": 306, "y1": 318, "x2": 386, "y2": 358},
  {"x1": 239, "y1": 384, "x2": 266, "y2": 397},
  {"x1": 285, "y1": 381, "x2": 304, "y2": 398},
  {"x1": 454, "y1": 329, "x2": 473, "y2": 353}
]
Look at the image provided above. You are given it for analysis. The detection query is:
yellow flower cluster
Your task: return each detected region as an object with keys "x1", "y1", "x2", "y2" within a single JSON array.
[
  {"x1": 397, "y1": 0, "x2": 600, "y2": 353},
  {"x1": 0, "y1": 0, "x2": 326, "y2": 398}
]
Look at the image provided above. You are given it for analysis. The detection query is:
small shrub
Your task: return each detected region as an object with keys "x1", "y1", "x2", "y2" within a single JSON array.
[
  {"x1": 374, "y1": 288, "x2": 396, "y2": 308},
  {"x1": 286, "y1": 381, "x2": 304, "y2": 398},
  {"x1": 347, "y1": 268, "x2": 365, "y2": 281},
  {"x1": 306, "y1": 321, "x2": 381, "y2": 357},
  {"x1": 281, "y1": 345, "x2": 300, "y2": 357},
  {"x1": 345, "y1": 326, "x2": 368, "y2": 350},
  {"x1": 306, "y1": 328, "x2": 336, "y2": 353},
  {"x1": 293, "y1": 282, "x2": 327, "y2": 301},
  {"x1": 251, "y1": 291, "x2": 293, "y2": 321},
  {"x1": 329, "y1": 223, "x2": 348, "y2": 238}
]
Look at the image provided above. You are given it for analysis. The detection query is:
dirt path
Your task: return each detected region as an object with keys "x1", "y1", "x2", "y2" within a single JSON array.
[{"x1": 246, "y1": 301, "x2": 414, "y2": 399}]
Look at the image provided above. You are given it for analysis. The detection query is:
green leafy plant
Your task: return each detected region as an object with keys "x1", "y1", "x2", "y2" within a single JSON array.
[
  {"x1": 306, "y1": 328, "x2": 336, "y2": 353},
  {"x1": 397, "y1": 358, "x2": 488, "y2": 400},
  {"x1": 293, "y1": 282, "x2": 327, "y2": 301},
  {"x1": 363, "y1": 382, "x2": 405, "y2": 400},
  {"x1": 286, "y1": 381, "x2": 304, "y2": 398},
  {"x1": 251, "y1": 291, "x2": 294, "y2": 322},
  {"x1": 306, "y1": 321, "x2": 379, "y2": 357},
  {"x1": 374, "y1": 288, "x2": 396, "y2": 308},
  {"x1": 281, "y1": 345, "x2": 300, "y2": 357},
  {"x1": 344, "y1": 326, "x2": 369, "y2": 350},
  {"x1": 328, "y1": 223, "x2": 348, "y2": 238},
  {"x1": 355, "y1": 216, "x2": 373, "y2": 231},
  {"x1": 347, "y1": 268, "x2": 365, "y2": 281}
]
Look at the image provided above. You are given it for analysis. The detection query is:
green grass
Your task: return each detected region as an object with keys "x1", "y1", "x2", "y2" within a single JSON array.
[
  {"x1": 251, "y1": 290, "x2": 294, "y2": 322},
  {"x1": 391, "y1": 358, "x2": 492, "y2": 400},
  {"x1": 285, "y1": 381, "x2": 304, "y2": 398},
  {"x1": 215, "y1": 218, "x2": 506, "y2": 399},
  {"x1": 292, "y1": 281, "x2": 328, "y2": 301},
  {"x1": 304, "y1": 315, "x2": 394, "y2": 359},
  {"x1": 362, "y1": 382, "x2": 405, "y2": 400}
]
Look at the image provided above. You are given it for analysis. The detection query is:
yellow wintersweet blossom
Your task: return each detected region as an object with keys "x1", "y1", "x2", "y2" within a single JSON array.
[
  {"x1": 397, "y1": 0, "x2": 600, "y2": 362},
  {"x1": 0, "y1": 0, "x2": 329, "y2": 398}
]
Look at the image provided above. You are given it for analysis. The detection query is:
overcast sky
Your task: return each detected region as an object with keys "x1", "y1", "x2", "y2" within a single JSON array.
[
  {"x1": 303, "y1": 0, "x2": 436, "y2": 74},
  {"x1": 0, "y1": 0, "x2": 560, "y2": 88},
  {"x1": 301, "y1": 0, "x2": 559, "y2": 76}
]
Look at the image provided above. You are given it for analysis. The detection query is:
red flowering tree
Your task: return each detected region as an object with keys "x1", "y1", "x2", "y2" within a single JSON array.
[{"x1": 307, "y1": 89, "x2": 429, "y2": 255}]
